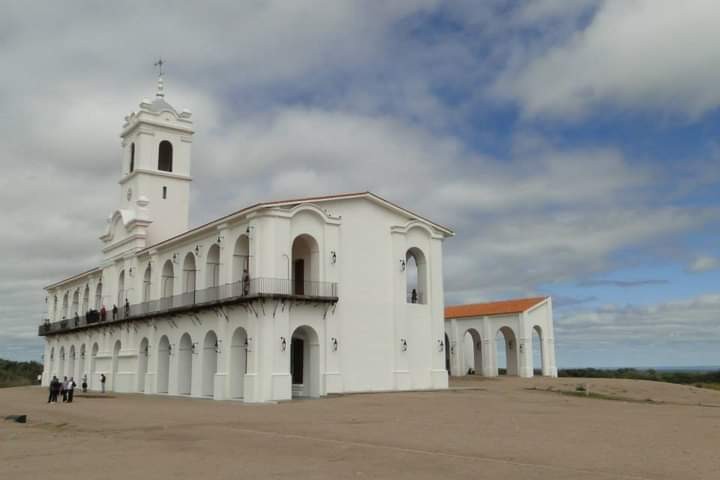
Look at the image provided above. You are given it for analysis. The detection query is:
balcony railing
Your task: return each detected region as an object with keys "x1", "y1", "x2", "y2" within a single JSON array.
[{"x1": 39, "y1": 277, "x2": 337, "y2": 336}]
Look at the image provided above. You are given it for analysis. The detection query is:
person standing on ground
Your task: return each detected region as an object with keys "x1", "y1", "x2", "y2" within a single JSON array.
[
  {"x1": 61, "y1": 376, "x2": 68, "y2": 402},
  {"x1": 67, "y1": 377, "x2": 76, "y2": 403},
  {"x1": 82, "y1": 374, "x2": 88, "y2": 393},
  {"x1": 100, "y1": 373, "x2": 106, "y2": 393},
  {"x1": 48, "y1": 376, "x2": 58, "y2": 403},
  {"x1": 52, "y1": 376, "x2": 61, "y2": 402}
]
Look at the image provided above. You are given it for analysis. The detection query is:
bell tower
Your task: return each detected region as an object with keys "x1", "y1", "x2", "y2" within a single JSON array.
[{"x1": 108, "y1": 72, "x2": 194, "y2": 248}]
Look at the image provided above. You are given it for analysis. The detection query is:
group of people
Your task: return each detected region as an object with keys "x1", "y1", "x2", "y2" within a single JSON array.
[{"x1": 47, "y1": 373, "x2": 107, "y2": 403}]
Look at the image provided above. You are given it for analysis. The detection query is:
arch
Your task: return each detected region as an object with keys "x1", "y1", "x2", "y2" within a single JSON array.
[
  {"x1": 177, "y1": 333, "x2": 193, "y2": 395},
  {"x1": 79, "y1": 344, "x2": 86, "y2": 379},
  {"x1": 117, "y1": 270, "x2": 125, "y2": 309},
  {"x1": 291, "y1": 234, "x2": 320, "y2": 296},
  {"x1": 71, "y1": 289, "x2": 80, "y2": 316},
  {"x1": 158, "y1": 140, "x2": 173, "y2": 172},
  {"x1": 142, "y1": 264, "x2": 152, "y2": 302},
  {"x1": 58, "y1": 346, "x2": 66, "y2": 378},
  {"x1": 49, "y1": 347, "x2": 55, "y2": 379},
  {"x1": 137, "y1": 337, "x2": 149, "y2": 392},
  {"x1": 406, "y1": 247, "x2": 427, "y2": 304},
  {"x1": 229, "y1": 327, "x2": 248, "y2": 399},
  {"x1": 111, "y1": 340, "x2": 121, "y2": 391},
  {"x1": 463, "y1": 328, "x2": 483, "y2": 375},
  {"x1": 205, "y1": 244, "x2": 220, "y2": 289},
  {"x1": 68, "y1": 345, "x2": 76, "y2": 381},
  {"x1": 290, "y1": 325, "x2": 320, "y2": 398},
  {"x1": 533, "y1": 325, "x2": 544, "y2": 376},
  {"x1": 232, "y1": 234, "x2": 251, "y2": 295},
  {"x1": 182, "y1": 253, "x2": 197, "y2": 294},
  {"x1": 129, "y1": 142, "x2": 135, "y2": 173},
  {"x1": 495, "y1": 326, "x2": 519, "y2": 376},
  {"x1": 82, "y1": 285, "x2": 90, "y2": 314},
  {"x1": 201, "y1": 330, "x2": 218, "y2": 397},
  {"x1": 89, "y1": 343, "x2": 99, "y2": 390},
  {"x1": 62, "y1": 292, "x2": 69, "y2": 319},
  {"x1": 156, "y1": 335, "x2": 171, "y2": 394},
  {"x1": 53, "y1": 296, "x2": 58, "y2": 320},
  {"x1": 95, "y1": 282, "x2": 103, "y2": 309},
  {"x1": 161, "y1": 260, "x2": 175, "y2": 308}
]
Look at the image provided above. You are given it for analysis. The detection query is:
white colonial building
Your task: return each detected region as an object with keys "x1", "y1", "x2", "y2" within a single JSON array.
[
  {"x1": 444, "y1": 297, "x2": 558, "y2": 378},
  {"x1": 39, "y1": 78, "x2": 455, "y2": 402}
]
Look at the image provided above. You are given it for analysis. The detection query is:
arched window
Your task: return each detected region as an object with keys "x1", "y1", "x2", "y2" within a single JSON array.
[
  {"x1": 95, "y1": 282, "x2": 103, "y2": 309},
  {"x1": 82, "y1": 285, "x2": 89, "y2": 314},
  {"x1": 117, "y1": 270, "x2": 125, "y2": 307},
  {"x1": 142, "y1": 264, "x2": 151, "y2": 302},
  {"x1": 183, "y1": 253, "x2": 197, "y2": 295},
  {"x1": 71, "y1": 289, "x2": 79, "y2": 316},
  {"x1": 129, "y1": 143, "x2": 135, "y2": 173},
  {"x1": 406, "y1": 247, "x2": 427, "y2": 304},
  {"x1": 291, "y1": 234, "x2": 320, "y2": 296},
  {"x1": 53, "y1": 296, "x2": 58, "y2": 321},
  {"x1": 161, "y1": 260, "x2": 174, "y2": 309},
  {"x1": 62, "y1": 293, "x2": 69, "y2": 319},
  {"x1": 206, "y1": 244, "x2": 220, "y2": 288},
  {"x1": 158, "y1": 140, "x2": 173, "y2": 172}
]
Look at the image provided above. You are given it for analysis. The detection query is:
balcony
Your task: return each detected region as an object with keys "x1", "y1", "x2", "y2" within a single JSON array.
[{"x1": 39, "y1": 277, "x2": 338, "y2": 336}]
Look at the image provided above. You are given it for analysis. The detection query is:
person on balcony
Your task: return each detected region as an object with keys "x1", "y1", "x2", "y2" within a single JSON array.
[
  {"x1": 124, "y1": 298, "x2": 130, "y2": 318},
  {"x1": 242, "y1": 269, "x2": 250, "y2": 296},
  {"x1": 100, "y1": 305, "x2": 107, "y2": 322},
  {"x1": 411, "y1": 289, "x2": 418, "y2": 304},
  {"x1": 74, "y1": 312, "x2": 80, "y2": 327},
  {"x1": 112, "y1": 304, "x2": 118, "y2": 321}
]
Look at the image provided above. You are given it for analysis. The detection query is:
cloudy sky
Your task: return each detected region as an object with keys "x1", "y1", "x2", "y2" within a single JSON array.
[{"x1": 1, "y1": 0, "x2": 719, "y2": 367}]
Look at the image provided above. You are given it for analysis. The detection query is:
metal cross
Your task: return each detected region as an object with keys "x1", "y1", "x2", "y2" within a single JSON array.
[{"x1": 154, "y1": 58, "x2": 165, "y2": 76}]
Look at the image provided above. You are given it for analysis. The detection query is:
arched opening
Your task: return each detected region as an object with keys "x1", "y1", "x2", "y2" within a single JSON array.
[
  {"x1": 111, "y1": 340, "x2": 121, "y2": 391},
  {"x1": 177, "y1": 333, "x2": 193, "y2": 395},
  {"x1": 444, "y1": 333, "x2": 451, "y2": 373},
  {"x1": 53, "y1": 296, "x2": 58, "y2": 320},
  {"x1": 290, "y1": 325, "x2": 320, "y2": 398},
  {"x1": 496, "y1": 326, "x2": 518, "y2": 376},
  {"x1": 89, "y1": 343, "x2": 98, "y2": 390},
  {"x1": 158, "y1": 140, "x2": 173, "y2": 172},
  {"x1": 82, "y1": 285, "x2": 90, "y2": 314},
  {"x1": 95, "y1": 282, "x2": 103, "y2": 309},
  {"x1": 137, "y1": 338, "x2": 149, "y2": 392},
  {"x1": 291, "y1": 234, "x2": 319, "y2": 296},
  {"x1": 157, "y1": 336, "x2": 170, "y2": 394},
  {"x1": 182, "y1": 253, "x2": 197, "y2": 297},
  {"x1": 71, "y1": 290, "x2": 79, "y2": 316},
  {"x1": 406, "y1": 247, "x2": 427, "y2": 304},
  {"x1": 533, "y1": 325, "x2": 544, "y2": 376},
  {"x1": 58, "y1": 347, "x2": 65, "y2": 378},
  {"x1": 142, "y1": 264, "x2": 152, "y2": 302},
  {"x1": 117, "y1": 270, "x2": 125, "y2": 310},
  {"x1": 79, "y1": 344, "x2": 86, "y2": 380},
  {"x1": 49, "y1": 347, "x2": 55, "y2": 379},
  {"x1": 229, "y1": 327, "x2": 248, "y2": 399},
  {"x1": 205, "y1": 244, "x2": 220, "y2": 293},
  {"x1": 161, "y1": 260, "x2": 174, "y2": 308},
  {"x1": 129, "y1": 142, "x2": 135, "y2": 173},
  {"x1": 62, "y1": 293, "x2": 69, "y2": 319},
  {"x1": 463, "y1": 329, "x2": 483, "y2": 375},
  {"x1": 232, "y1": 235, "x2": 250, "y2": 296},
  {"x1": 201, "y1": 330, "x2": 218, "y2": 397},
  {"x1": 68, "y1": 345, "x2": 76, "y2": 380}
]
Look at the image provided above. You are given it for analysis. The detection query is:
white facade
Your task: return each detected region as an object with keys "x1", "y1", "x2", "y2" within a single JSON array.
[
  {"x1": 40, "y1": 79, "x2": 454, "y2": 402},
  {"x1": 444, "y1": 298, "x2": 558, "y2": 378}
]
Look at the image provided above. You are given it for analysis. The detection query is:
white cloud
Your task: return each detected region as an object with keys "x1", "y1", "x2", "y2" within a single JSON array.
[
  {"x1": 494, "y1": 0, "x2": 720, "y2": 118},
  {"x1": 688, "y1": 256, "x2": 720, "y2": 273}
]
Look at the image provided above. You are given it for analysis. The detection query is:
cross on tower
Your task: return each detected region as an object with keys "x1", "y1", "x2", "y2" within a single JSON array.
[{"x1": 154, "y1": 58, "x2": 165, "y2": 77}]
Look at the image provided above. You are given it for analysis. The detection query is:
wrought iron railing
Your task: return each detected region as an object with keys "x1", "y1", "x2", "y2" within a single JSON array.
[{"x1": 39, "y1": 277, "x2": 338, "y2": 335}]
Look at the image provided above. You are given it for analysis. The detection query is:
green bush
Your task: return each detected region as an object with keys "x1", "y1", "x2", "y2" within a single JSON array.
[{"x1": 0, "y1": 358, "x2": 43, "y2": 388}]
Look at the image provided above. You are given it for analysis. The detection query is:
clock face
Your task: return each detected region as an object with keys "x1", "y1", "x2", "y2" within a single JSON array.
[{"x1": 127, "y1": 188, "x2": 132, "y2": 201}]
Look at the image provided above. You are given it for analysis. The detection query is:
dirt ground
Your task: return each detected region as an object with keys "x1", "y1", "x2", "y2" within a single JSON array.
[{"x1": 2, "y1": 377, "x2": 719, "y2": 480}]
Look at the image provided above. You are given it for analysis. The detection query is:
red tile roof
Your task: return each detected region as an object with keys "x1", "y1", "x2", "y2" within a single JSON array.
[{"x1": 445, "y1": 297, "x2": 547, "y2": 319}]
